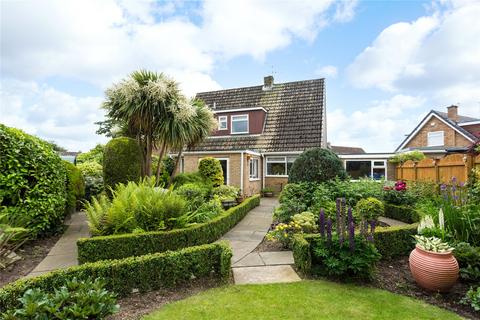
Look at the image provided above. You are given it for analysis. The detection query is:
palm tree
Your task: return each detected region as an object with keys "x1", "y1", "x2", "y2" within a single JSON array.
[{"x1": 101, "y1": 70, "x2": 181, "y2": 176}]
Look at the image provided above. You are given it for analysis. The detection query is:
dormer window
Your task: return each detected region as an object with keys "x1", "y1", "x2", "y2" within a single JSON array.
[
  {"x1": 231, "y1": 114, "x2": 249, "y2": 134},
  {"x1": 218, "y1": 116, "x2": 227, "y2": 130}
]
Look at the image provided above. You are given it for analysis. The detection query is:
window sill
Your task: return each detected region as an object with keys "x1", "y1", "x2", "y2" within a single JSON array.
[
  {"x1": 249, "y1": 178, "x2": 260, "y2": 181},
  {"x1": 265, "y1": 175, "x2": 289, "y2": 178},
  {"x1": 231, "y1": 132, "x2": 249, "y2": 135}
]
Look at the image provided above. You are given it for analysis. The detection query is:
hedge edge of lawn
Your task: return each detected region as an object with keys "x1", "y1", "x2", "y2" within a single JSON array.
[
  {"x1": 0, "y1": 241, "x2": 232, "y2": 311},
  {"x1": 77, "y1": 195, "x2": 260, "y2": 263},
  {"x1": 293, "y1": 223, "x2": 418, "y2": 274},
  {"x1": 383, "y1": 203, "x2": 420, "y2": 224}
]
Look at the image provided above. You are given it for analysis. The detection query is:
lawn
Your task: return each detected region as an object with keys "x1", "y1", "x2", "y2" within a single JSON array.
[{"x1": 143, "y1": 280, "x2": 462, "y2": 320}]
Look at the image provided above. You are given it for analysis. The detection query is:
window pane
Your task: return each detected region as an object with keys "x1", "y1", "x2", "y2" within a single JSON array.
[
  {"x1": 267, "y1": 162, "x2": 286, "y2": 175},
  {"x1": 250, "y1": 159, "x2": 259, "y2": 179},
  {"x1": 232, "y1": 116, "x2": 248, "y2": 133},
  {"x1": 218, "y1": 116, "x2": 227, "y2": 130},
  {"x1": 373, "y1": 161, "x2": 385, "y2": 167},
  {"x1": 427, "y1": 131, "x2": 444, "y2": 146},
  {"x1": 346, "y1": 161, "x2": 371, "y2": 179},
  {"x1": 372, "y1": 168, "x2": 385, "y2": 180}
]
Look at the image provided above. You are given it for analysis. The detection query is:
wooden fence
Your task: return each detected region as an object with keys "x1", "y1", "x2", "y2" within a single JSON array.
[{"x1": 395, "y1": 153, "x2": 480, "y2": 184}]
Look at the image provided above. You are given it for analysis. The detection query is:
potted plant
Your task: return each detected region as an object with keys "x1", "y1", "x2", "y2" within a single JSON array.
[
  {"x1": 409, "y1": 235, "x2": 459, "y2": 292},
  {"x1": 261, "y1": 187, "x2": 274, "y2": 197},
  {"x1": 236, "y1": 191, "x2": 244, "y2": 203}
]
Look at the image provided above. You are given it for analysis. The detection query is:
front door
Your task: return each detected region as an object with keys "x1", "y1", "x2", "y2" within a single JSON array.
[{"x1": 217, "y1": 159, "x2": 228, "y2": 185}]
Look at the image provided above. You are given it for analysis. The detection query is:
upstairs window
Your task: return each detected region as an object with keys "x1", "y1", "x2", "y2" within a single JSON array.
[
  {"x1": 218, "y1": 116, "x2": 227, "y2": 130},
  {"x1": 231, "y1": 115, "x2": 249, "y2": 134},
  {"x1": 427, "y1": 131, "x2": 444, "y2": 146}
]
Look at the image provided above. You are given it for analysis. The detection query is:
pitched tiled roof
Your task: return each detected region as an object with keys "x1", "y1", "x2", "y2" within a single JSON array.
[
  {"x1": 433, "y1": 111, "x2": 477, "y2": 141},
  {"x1": 189, "y1": 78, "x2": 325, "y2": 152},
  {"x1": 330, "y1": 145, "x2": 366, "y2": 155}
]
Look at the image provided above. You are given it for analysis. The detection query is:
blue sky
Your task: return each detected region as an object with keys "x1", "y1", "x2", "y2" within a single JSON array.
[{"x1": 1, "y1": 0, "x2": 479, "y2": 152}]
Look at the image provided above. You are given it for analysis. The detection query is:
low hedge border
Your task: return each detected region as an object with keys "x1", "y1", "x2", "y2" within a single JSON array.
[
  {"x1": 78, "y1": 195, "x2": 260, "y2": 263},
  {"x1": 0, "y1": 241, "x2": 232, "y2": 311},
  {"x1": 292, "y1": 223, "x2": 418, "y2": 274},
  {"x1": 383, "y1": 203, "x2": 420, "y2": 224}
]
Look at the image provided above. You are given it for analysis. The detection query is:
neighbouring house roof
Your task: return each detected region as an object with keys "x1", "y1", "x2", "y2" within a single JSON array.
[
  {"x1": 396, "y1": 109, "x2": 477, "y2": 152},
  {"x1": 188, "y1": 78, "x2": 325, "y2": 153},
  {"x1": 330, "y1": 145, "x2": 366, "y2": 155}
]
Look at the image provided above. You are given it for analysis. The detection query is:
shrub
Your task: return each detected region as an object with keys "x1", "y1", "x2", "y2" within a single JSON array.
[
  {"x1": 383, "y1": 203, "x2": 420, "y2": 223},
  {"x1": 327, "y1": 179, "x2": 383, "y2": 206},
  {"x1": 461, "y1": 286, "x2": 480, "y2": 312},
  {"x1": 454, "y1": 242, "x2": 480, "y2": 282},
  {"x1": 77, "y1": 161, "x2": 104, "y2": 201},
  {"x1": 275, "y1": 182, "x2": 319, "y2": 222},
  {"x1": 311, "y1": 235, "x2": 380, "y2": 280},
  {"x1": 78, "y1": 195, "x2": 260, "y2": 263},
  {"x1": 0, "y1": 124, "x2": 66, "y2": 236},
  {"x1": 76, "y1": 144, "x2": 104, "y2": 165},
  {"x1": 0, "y1": 242, "x2": 232, "y2": 311},
  {"x1": 0, "y1": 223, "x2": 30, "y2": 269},
  {"x1": 84, "y1": 180, "x2": 188, "y2": 235},
  {"x1": 388, "y1": 151, "x2": 425, "y2": 164},
  {"x1": 288, "y1": 148, "x2": 347, "y2": 184},
  {"x1": 152, "y1": 156, "x2": 176, "y2": 186},
  {"x1": 373, "y1": 224, "x2": 417, "y2": 259},
  {"x1": 212, "y1": 185, "x2": 239, "y2": 201},
  {"x1": 172, "y1": 172, "x2": 205, "y2": 187},
  {"x1": 63, "y1": 161, "x2": 85, "y2": 212},
  {"x1": 190, "y1": 197, "x2": 224, "y2": 223},
  {"x1": 198, "y1": 157, "x2": 224, "y2": 187},
  {"x1": 355, "y1": 198, "x2": 384, "y2": 221},
  {"x1": 176, "y1": 182, "x2": 212, "y2": 211},
  {"x1": 103, "y1": 137, "x2": 142, "y2": 192},
  {"x1": 2, "y1": 278, "x2": 119, "y2": 319}
]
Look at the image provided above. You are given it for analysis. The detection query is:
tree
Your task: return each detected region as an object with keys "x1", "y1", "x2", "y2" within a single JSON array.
[
  {"x1": 100, "y1": 70, "x2": 182, "y2": 176},
  {"x1": 288, "y1": 148, "x2": 347, "y2": 183}
]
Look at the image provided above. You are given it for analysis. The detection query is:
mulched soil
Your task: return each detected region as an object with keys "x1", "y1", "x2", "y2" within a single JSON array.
[
  {"x1": 108, "y1": 278, "x2": 227, "y2": 320},
  {"x1": 0, "y1": 234, "x2": 61, "y2": 287},
  {"x1": 372, "y1": 256, "x2": 478, "y2": 320}
]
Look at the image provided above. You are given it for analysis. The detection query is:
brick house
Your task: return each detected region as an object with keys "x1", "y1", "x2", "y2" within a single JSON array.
[
  {"x1": 179, "y1": 76, "x2": 327, "y2": 196},
  {"x1": 396, "y1": 105, "x2": 480, "y2": 156}
]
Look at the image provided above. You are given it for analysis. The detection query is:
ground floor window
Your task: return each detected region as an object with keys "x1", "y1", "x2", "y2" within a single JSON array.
[
  {"x1": 345, "y1": 160, "x2": 386, "y2": 180},
  {"x1": 249, "y1": 158, "x2": 259, "y2": 179},
  {"x1": 266, "y1": 156, "x2": 297, "y2": 176}
]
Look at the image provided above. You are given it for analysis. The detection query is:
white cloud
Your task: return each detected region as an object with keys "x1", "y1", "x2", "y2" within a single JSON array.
[
  {"x1": 334, "y1": 0, "x2": 358, "y2": 22},
  {"x1": 347, "y1": 1, "x2": 480, "y2": 114},
  {"x1": 315, "y1": 65, "x2": 338, "y2": 78},
  {"x1": 0, "y1": 79, "x2": 108, "y2": 151},
  {"x1": 328, "y1": 94, "x2": 427, "y2": 152}
]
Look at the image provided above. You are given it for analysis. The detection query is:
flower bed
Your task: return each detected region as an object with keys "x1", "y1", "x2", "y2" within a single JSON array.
[
  {"x1": 77, "y1": 195, "x2": 260, "y2": 263},
  {"x1": 0, "y1": 242, "x2": 232, "y2": 311}
]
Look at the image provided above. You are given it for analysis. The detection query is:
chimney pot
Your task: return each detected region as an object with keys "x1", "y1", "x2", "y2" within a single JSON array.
[
  {"x1": 447, "y1": 105, "x2": 458, "y2": 122},
  {"x1": 263, "y1": 76, "x2": 274, "y2": 90}
]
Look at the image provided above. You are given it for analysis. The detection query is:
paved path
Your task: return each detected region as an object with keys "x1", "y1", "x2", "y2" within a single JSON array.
[
  {"x1": 220, "y1": 198, "x2": 301, "y2": 285},
  {"x1": 379, "y1": 216, "x2": 408, "y2": 227},
  {"x1": 27, "y1": 211, "x2": 89, "y2": 278}
]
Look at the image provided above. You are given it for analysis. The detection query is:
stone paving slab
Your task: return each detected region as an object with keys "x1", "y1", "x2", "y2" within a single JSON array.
[
  {"x1": 379, "y1": 216, "x2": 408, "y2": 227},
  {"x1": 233, "y1": 265, "x2": 301, "y2": 285},
  {"x1": 259, "y1": 251, "x2": 294, "y2": 265},
  {"x1": 232, "y1": 252, "x2": 265, "y2": 267}
]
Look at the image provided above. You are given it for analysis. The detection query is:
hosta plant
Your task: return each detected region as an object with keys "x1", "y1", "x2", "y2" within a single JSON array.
[{"x1": 414, "y1": 235, "x2": 453, "y2": 253}]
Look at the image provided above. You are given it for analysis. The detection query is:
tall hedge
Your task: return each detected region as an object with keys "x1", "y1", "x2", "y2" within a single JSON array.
[
  {"x1": 0, "y1": 124, "x2": 66, "y2": 236},
  {"x1": 63, "y1": 161, "x2": 85, "y2": 212},
  {"x1": 289, "y1": 148, "x2": 347, "y2": 183},
  {"x1": 198, "y1": 157, "x2": 224, "y2": 187},
  {"x1": 103, "y1": 137, "x2": 141, "y2": 192}
]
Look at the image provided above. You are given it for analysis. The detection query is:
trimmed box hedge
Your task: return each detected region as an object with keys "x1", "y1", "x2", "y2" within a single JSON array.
[
  {"x1": 383, "y1": 203, "x2": 420, "y2": 224},
  {"x1": 0, "y1": 242, "x2": 232, "y2": 311},
  {"x1": 292, "y1": 223, "x2": 418, "y2": 274},
  {"x1": 78, "y1": 195, "x2": 260, "y2": 263}
]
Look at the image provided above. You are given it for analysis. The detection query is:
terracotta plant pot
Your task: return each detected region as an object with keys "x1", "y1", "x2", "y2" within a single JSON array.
[{"x1": 409, "y1": 245, "x2": 459, "y2": 292}]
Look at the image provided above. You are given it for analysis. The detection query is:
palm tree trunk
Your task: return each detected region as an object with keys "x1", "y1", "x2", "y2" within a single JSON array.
[
  {"x1": 169, "y1": 148, "x2": 183, "y2": 185},
  {"x1": 145, "y1": 135, "x2": 153, "y2": 176},
  {"x1": 155, "y1": 141, "x2": 167, "y2": 183}
]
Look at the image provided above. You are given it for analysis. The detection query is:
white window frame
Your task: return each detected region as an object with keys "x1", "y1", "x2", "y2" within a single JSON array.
[
  {"x1": 344, "y1": 160, "x2": 387, "y2": 181},
  {"x1": 231, "y1": 114, "x2": 249, "y2": 134},
  {"x1": 218, "y1": 115, "x2": 227, "y2": 130},
  {"x1": 249, "y1": 158, "x2": 259, "y2": 180},
  {"x1": 265, "y1": 156, "x2": 296, "y2": 177},
  {"x1": 427, "y1": 131, "x2": 444, "y2": 147}
]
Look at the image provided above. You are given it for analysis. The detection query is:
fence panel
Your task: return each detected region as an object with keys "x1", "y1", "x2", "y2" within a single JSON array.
[{"x1": 415, "y1": 158, "x2": 436, "y2": 182}]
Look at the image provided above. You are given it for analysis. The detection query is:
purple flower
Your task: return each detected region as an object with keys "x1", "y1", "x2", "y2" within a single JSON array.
[
  {"x1": 347, "y1": 207, "x2": 353, "y2": 226},
  {"x1": 452, "y1": 176, "x2": 457, "y2": 183},
  {"x1": 440, "y1": 184, "x2": 447, "y2": 191},
  {"x1": 349, "y1": 221, "x2": 355, "y2": 252},
  {"x1": 326, "y1": 218, "x2": 332, "y2": 244},
  {"x1": 370, "y1": 220, "x2": 376, "y2": 235},
  {"x1": 319, "y1": 209, "x2": 325, "y2": 238}
]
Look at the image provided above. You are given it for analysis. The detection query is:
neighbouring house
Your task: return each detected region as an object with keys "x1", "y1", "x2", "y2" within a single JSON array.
[
  {"x1": 396, "y1": 105, "x2": 480, "y2": 157},
  {"x1": 179, "y1": 76, "x2": 327, "y2": 195}
]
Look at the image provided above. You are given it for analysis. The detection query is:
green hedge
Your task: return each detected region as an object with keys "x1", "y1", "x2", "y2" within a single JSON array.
[
  {"x1": 64, "y1": 160, "x2": 85, "y2": 212},
  {"x1": 0, "y1": 242, "x2": 232, "y2": 311},
  {"x1": 78, "y1": 195, "x2": 260, "y2": 263},
  {"x1": 383, "y1": 203, "x2": 420, "y2": 223},
  {"x1": 292, "y1": 223, "x2": 418, "y2": 274}
]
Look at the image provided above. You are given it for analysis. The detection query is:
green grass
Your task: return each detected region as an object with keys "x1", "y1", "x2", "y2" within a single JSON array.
[{"x1": 143, "y1": 280, "x2": 461, "y2": 320}]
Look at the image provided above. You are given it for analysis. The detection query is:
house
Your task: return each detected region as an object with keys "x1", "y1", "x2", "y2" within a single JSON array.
[
  {"x1": 180, "y1": 76, "x2": 327, "y2": 196},
  {"x1": 396, "y1": 105, "x2": 480, "y2": 157}
]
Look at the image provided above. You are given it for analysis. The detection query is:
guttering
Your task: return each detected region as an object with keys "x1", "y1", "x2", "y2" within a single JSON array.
[
  {"x1": 262, "y1": 151, "x2": 303, "y2": 155},
  {"x1": 212, "y1": 107, "x2": 267, "y2": 114},
  {"x1": 338, "y1": 153, "x2": 395, "y2": 159},
  {"x1": 396, "y1": 148, "x2": 447, "y2": 154},
  {"x1": 183, "y1": 150, "x2": 261, "y2": 156},
  {"x1": 459, "y1": 120, "x2": 480, "y2": 126}
]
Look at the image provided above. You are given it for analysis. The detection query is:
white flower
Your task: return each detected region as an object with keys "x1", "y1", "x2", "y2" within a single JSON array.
[
  {"x1": 418, "y1": 214, "x2": 435, "y2": 233},
  {"x1": 438, "y1": 208, "x2": 445, "y2": 230}
]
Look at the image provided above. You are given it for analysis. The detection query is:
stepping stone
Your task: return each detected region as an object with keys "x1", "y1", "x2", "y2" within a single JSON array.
[
  {"x1": 259, "y1": 251, "x2": 294, "y2": 265},
  {"x1": 233, "y1": 265, "x2": 301, "y2": 285},
  {"x1": 233, "y1": 252, "x2": 265, "y2": 268}
]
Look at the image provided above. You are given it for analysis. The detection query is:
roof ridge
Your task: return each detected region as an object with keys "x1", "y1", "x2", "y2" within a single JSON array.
[{"x1": 196, "y1": 77, "x2": 325, "y2": 95}]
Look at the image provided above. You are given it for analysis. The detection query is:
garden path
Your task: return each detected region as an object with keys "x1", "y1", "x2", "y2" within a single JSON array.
[
  {"x1": 220, "y1": 197, "x2": 301, "y2": 285},
  {"x1": 26, "y1": 211, "x2": 89, "y2": 278},
  {"x1": 379, "y1": 216, "x2": 408, "y2": 227}
]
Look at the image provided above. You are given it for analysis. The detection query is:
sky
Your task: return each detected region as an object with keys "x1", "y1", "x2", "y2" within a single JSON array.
[{"x1": 1, "y1": 0, "x2": 479, "y2": 152}]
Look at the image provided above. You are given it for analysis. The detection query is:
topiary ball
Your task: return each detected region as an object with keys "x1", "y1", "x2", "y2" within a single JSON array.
[
  {"x1": 355, "y1": 197, "x2": 384, "y2": 221},
  {"x1": 198, "y1": 157, "x2": 224, "y2": 187},
  {"x1": 288, "y1": 148, "x2": 347, "y2": 183}
]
